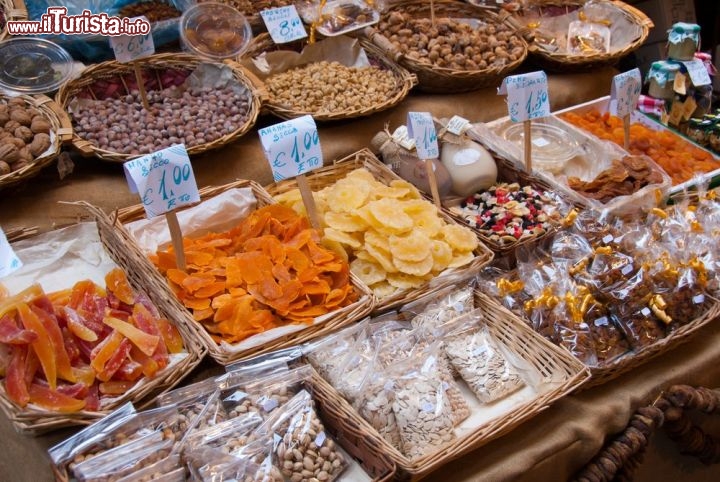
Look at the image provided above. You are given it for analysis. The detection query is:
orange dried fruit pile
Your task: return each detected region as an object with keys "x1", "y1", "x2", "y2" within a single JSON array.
[
  {"x1": 150, "y1": 205, "x2": 358, "y2": 344},
  {"x1": 560, "y1": 110, "x2": 720, "y2": 185}
]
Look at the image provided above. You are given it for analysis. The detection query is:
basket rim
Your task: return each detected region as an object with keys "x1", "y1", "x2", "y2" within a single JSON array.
[
  {"x1": 0, "y1": 0, "x2": 28, "y2": 41},
  {"x1": 54, "y1": 52, "x2": 264, "y2": 163}
]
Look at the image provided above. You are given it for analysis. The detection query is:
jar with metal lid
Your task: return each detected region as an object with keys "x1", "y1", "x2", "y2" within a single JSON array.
[
  {"x1": 647, "y1": 61, "x2": 681, "y2": 100},
  {"x1": 709, "y1": 125, "x2": 720, "y2": 153},
  {"x1": 686, "y1": 119, "x2": 712, "y2": 146},
  {"x1": 667, "y1": 22, "x2": 701, "y2": 61}
]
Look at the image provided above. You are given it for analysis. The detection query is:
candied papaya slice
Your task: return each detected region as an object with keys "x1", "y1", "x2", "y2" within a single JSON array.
[
  {"x1": 5, "y1": 346, "x2": 29, "y2": 407},
  {"x1": 0, "y1": 314, "x2": 38, "y2": 344},
  {"x1": 30, "y1": 304, "x2": 76, "y2": 384},
  {"x1": 68, "y1": 280, "x2": 103, "y2": 310},
  {"x1": 155, "y1": 317, "x2": 183, "y2": 354},
  {"x1": 103, "y1": 316, "x2": 159, "y2": 356},
  {"x1": 63, "y1": 307, "x2": 99, "y2": 342},
  {"x1": 28, "y1": 383, "x2": 85, "y2": 412},
  {"x1": 130, "y1": 303, "x2": 170, "y2": 362},
  {"x1": 0, "y1": 284, "x2": 43, "y2": 319},
  {"x1": 97, "y1": 338, "x2": 132, "y2": 382},
  {"x1": 105, "y1": 268, "x2": 136, "y2": 305},
  {"x1": 72, "y1": 364, "x2": 96, "y2": 387},
  {"x1": 99, "y1": 381, "x2": 135, "y2": 396},
  {"x1": 130, "y1": 345, "x2": 160, "y2": 378},
  {"x1": 17, "y1": 303, "x2": 57, "y2": 390},
  {"x1": 90, "y1": 330, "x2": 125, "y2": 374},
  {"x1": 115, "y1": 358, "x2": 143, "y2": 382},
  {"x1": 24, "y1": 348, "x2": 39, "y2": 387}
]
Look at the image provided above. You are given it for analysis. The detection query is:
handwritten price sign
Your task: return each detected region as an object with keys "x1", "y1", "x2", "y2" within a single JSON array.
[
  {"x1": 260, "y1": 5, "x2": 307, "y2": 44},
  {"x1": 0, "y1": 227, "x2": 22, "y2": 278},
  {"x1": 682, "y1": 59, "x2": 712, "y2": 86},
  {"x1": 407, "y1": 112, "x2": 439, "y2": 159},
  {"x1": 498, "y1": 71, "x2": 550, "y2": 122},
  {"x1": 123, "y1": 145, "x2": 200, "y2": 218},
  {"x1": 259, "y1": 115, "x2": 323, "y2": 182},
  {"x1": 109, "y1": 16, "x2": 154, "y2": 63},
  {"x1": 610, "y1": 68, "x2": 642, "y2": 117}
]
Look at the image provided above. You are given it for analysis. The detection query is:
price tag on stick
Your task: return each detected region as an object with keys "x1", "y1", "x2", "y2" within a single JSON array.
[
  {"x1": 260, "y1": 5, "x2": 307, "y2": 44},
  {"x1": 0, "y1": 227, "x2": 22, "y2": 278},
  {"x1": 259, "y1": 115, "x2": 323, "y2": 229},
  {"x1": 610, "y1": 68, "x2": 641, "y2": 150},
  {"x1": 110, "y1": 16, "x2": 154, "y2": 110},
  {"x1": 123, "y1": 145, "x2": 200, "y2": 271},
  {"x1": 498, "y1": 71, "x2": 550, "y2": 172},
  {"x1": 407, "y1": 111, "x2": 442, "y2": 208}
]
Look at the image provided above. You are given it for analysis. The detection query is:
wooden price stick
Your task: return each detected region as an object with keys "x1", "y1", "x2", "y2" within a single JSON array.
[
  {"x1": 623, "y1": 114, "x2": 630, "y2": 150},
  {"x1": 430, "y1": 0, "x2": 436, "y2": 26},
  {"x1": 524, "y1": 119, "x2": 532, "y2": 171},
  {"x1": 425, "y1": 160, "x2": 442, "y2": 209},
  {"x1": 165, "y1": 211, "x2": 186, "y2": 271},
  {"x1": 296, "y1": 174, "x2": 321, "y2": 230},
  {"x1": 132, "y1": 62, "x2": 151, "y2": 111}
]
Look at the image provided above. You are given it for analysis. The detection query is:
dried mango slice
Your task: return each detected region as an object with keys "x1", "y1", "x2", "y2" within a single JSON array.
[{"x1": 181, "y1": 272, "x2": 217, "y2": 294}]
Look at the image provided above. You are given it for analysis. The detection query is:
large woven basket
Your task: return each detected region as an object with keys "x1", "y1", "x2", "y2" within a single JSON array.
[
  {"x1": 0, "y1": 210, "x2": 207, "y2": 434},
  {"x1": 54, "y1": 53, "x2": 266, "y2": 163},
  {"x1": 249, "y1": 35, "x2": 418, "y2": 122},
  {"x1": 265, "y1": 148, "x2": 495, "y2": 313},
  {"x1": 310, "y1": 289, "x2": 590, "y2": 480},
  {"x1": 0, "y1": 94, "x2": 73, "y2": 191},
  {"x1": 364, "y1": 0, "x2": 527, "y2": 93},
  {"x1": 114, "y1": 179, "x2": 374, "y2": 366},
  {"x1": 512, "y1": 0, "x2": 653, "y2": 71},
  {"x1": 0, "y1": 0, "x2": 26, "y2": 41}
]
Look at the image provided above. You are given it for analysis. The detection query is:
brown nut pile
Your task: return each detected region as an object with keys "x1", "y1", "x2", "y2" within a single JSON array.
[
  {"x1": 119, "y1": 1, "x2": 181, "y2": 22},
  {"x1": 0, "y1": 98, "x2": 53, "y2": 175},
  {"x1": 378, "y1": 11, "x2": 525, "y2": 70},
  {"x1": 71, "y1": 85, "x2": 252, "y2": 156},
  {"x1": 266, "y1": 61, "x2": 397, "y2": 114}
]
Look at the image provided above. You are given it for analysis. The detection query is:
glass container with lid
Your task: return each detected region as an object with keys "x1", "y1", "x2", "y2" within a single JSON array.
[
  {"x1": 647, "y1": 61, "x2": 681, "y2": 101},
  {"x1": 667, "y1": 22, "x2": 700, "y2": 61},
  {"x1": 502, "y1": 122, "x2": 580, "y2": 174},
  {"x1": 0, "y1": 38, "x2": 74, "y2": 94},
  {"x1": 180, "y1": 2, "x2": 253, "y2": 60}
]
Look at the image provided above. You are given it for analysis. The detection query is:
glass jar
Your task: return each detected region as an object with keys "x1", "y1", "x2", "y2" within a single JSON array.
[
  {"x1": 686, "y1": 119, "x2": 712, "y2": 146},
  {"x1": 709, "y1": 125, "x2": 720, "y2": 153},
  {"x1": 667, "y1": 22, "x2": 701, "y2": 61},
  {"x1": 647, "y1": 61, "x2": 681, "y2": 100}
]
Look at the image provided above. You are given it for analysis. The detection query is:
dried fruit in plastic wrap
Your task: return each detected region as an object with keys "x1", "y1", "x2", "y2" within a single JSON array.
[
  {"x1": 399, "y1": 283, "x2": 476, "y2": 333},
  {"x1": 573, "y1": 249, "x2": 639, "y2": 300},
  {"x1": 387, "y1": 342, "x2": 456, "y2": 460},
  {"x1": 651, "y1": 260, "x2": 711, "y2": 331},
  {"x1": 553, "y1": 312, "x2": 598, "y2": 367},
  {"x1": 612, "y1": 302, "x2": 666, "y2": 350},
  {"x1": 523, "y1": 286, "x2": 562, "y2": 341},
  {"x1": 582, "y1": 302, "x2": 631, "y2": 364},
  {"x1": 243, "y1": 365, "x2": 313, "y2": 418},
  {"x1": 443, "y1": 311, "x2": 526, "y2": 404}
]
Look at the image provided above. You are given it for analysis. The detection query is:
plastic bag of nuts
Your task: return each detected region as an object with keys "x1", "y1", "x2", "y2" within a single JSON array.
[
  {"x1": 386, "y1": 341, "x2": 456, "y2": 460},
  {"x1": 242, "y1": 365, "x2": 314, "y2": 418},
  {"x1": 115, "y1": 454, "x2": 185, "y2": 482},
  {"x1": 304, "y1": 319, "x2": 370, "y2": 387}
]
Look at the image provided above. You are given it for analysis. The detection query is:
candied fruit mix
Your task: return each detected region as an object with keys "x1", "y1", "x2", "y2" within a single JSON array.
[
  {"x1": 560, "y1": 110, "x2": 720, "y2": 185},
  {"x1": 273, "y1": 168, "x2": 480, "y2": 300},
  {"x1": 0, "y1": 269, "x2": 183, "y2": 413},
  {"x1": 150, "y1": 205, "x2": 358, "y2": 344}
]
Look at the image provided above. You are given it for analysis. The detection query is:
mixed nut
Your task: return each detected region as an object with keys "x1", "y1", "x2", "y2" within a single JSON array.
[{"x1": 0, "y1": 98, "x2": 53, "y2": 175}]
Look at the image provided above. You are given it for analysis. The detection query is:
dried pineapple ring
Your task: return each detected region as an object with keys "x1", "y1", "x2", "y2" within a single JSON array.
[
  {"x1": 387, "y1": 272, "x2": 429, "y2": 289},
  {"x1": 430, "y1": 240, "x2": 453, "y2": 272},
  {"x1": 448, "y1": 250, "x2": 475, "y2": 269},
  {"x1": 324, "y1": 211, "x2": 369, "y2": 232},
  {"x1": 393, "y1": 253, "x2": 434, "y2": 276},
  {"x1": 368, "y1": 198, "x2": 414, "y2": 233},
  {"x1": 350, "y1": 258, "x2": 387, "y2": 286},
  {"x1": 364, "y1": 230, "x2": 390, "y2": 251},
  {"x1": 274, "y1": 188, "x2": 303, "y2": 206},
  {"x1": 371, "y1": 184, "x2": 412, "y2": 200},
  {"x1": 324, "y1": 228, "x2": 363, "y2": 249},
  {"x1": 441, "y1": 224, "x2": 479, "y2": 252},
  {"x1": 327, "y1": 179, "x2": 371, "y2": 213},
  {"x1": 365, "y1": 243, "x2": 398, "y2": 273},
  {"x1": 412, "y1": 211, "x2": 443, "y2": 238},
  {"x1": 346, "y1": 168, "x2": 378, "y2": 184},
  {"x1": 389, "y1": 179, "x2": 422, "y2": 199},
  {"x1": 389, "y1": 232, "x2": 431, "y2": 262},
  {"x1": 371, "y1": 281, "x2": 400, "y2": 299}
]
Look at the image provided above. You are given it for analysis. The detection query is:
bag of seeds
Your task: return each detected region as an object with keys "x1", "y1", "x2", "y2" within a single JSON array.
[
  {"x1": 303, "y1": 318, "x2": 370, "y2": 386},
  {"x1": 399, "y1": 283, "x2": 476, "y2": 333}
]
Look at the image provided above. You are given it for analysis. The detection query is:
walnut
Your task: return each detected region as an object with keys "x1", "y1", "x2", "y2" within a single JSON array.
[
  {"x1": 30, "y1": 116, "x2": 51, "y2": 134},
  {"x1": 4, "y1": 120, "x2": 20, "y2": 132},
  {"x1": 14, "y1": 126, "x2": 33, "y2": 143},
  {"x1": 29, "y1": 133, "x2": 51, "y2": 157},
  {"x1": 0, "y1": 144, "x2": 20, "y2": 163},
  {"x1": 0, "y1": 161, "x2": 10, "y2": 175},
  {"x1": 9, "y1": 109, "x2": 32, "y2": 126}
]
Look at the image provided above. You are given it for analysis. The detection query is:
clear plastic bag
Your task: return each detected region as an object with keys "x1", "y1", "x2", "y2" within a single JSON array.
[
  {"x1": 303, "y1": 319, "x2": 369, "y2": 386},
  {"x1": 242, "y1": 365, "x2": 313, "y2": 418},
  {"x1": 116, "y1": 454, "x2": 185, "y2": 482},
  {"x1": 399, "y1": 283, "x2": 476, "y2": 333}
]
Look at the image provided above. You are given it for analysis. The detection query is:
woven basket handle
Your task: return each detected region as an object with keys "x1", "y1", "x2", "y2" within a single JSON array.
[
  {"x1": 498, "y1": 8, "x2": 536, "y2": 44},
  {"x1": 33, "y1": 95, "x2": 74, "y2": 143},
  {"x1": 362, "y1": 26, "x2": 404, "y2": 63}
]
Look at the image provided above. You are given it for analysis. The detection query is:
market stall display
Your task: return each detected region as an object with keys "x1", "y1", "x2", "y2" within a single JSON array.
[
  {"x1": 204, "y1": 0, "x2": 296, "y2": 33},
  {"x1": 0, "y1": 211, "x2": 206, "y2": 433},
  {"x1": 0, "y1": 0, "x2": 26, "y2": 42},
  {"x1": 509, "y1": 0, "x2": 652, "y2": 71},
  {"x1": 364, "y1": 0, "x2": 527, "y2": 92},
  {"x1": 0, "y1": 94, "x2": 72, "y2": 191},
  {"x1": 55, "y1": 53, "x2": 265, "y2": 162},
  {"x1": 116, "y1": 179, "x2": 374, "y2": 365}
]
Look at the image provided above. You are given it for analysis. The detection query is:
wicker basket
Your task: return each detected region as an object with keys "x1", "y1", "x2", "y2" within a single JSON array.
[
  {"x1": 310, "y1": 289, "x2": 590, "y2": 480},
  {"x1": 265, "y1": 148, "x2": 495, "y2": 313},
  {"x1": 0, "y1": 0, "x2": 26, "y2": 42},
  {"x1": 54, "y1": 53, "x2": 266, "y2": 163},
  {"x1": 0, "y1": 210, "x2": 207, "y2": 434},
  {"x1": 250, "y1": 35, "x2": 418, "y2": 122},
  {"x1": 3, "y1": 225, "x2": 37, "y2": 242},
  {"x1": 512, "y1": 0, "x2": 653, "y2": 71},
  {"x1": 364, "y1": 0, "x2": 528, "y2": 93},
  {"x1": 241, "y1": 31, "x2": 311, "y2": 59},
  {"x1": 114, "y1": 179, "x2": 374, "y2": 366},
  {"x1": 0, "y1": 94, "x2": 73, "y2": 191}
]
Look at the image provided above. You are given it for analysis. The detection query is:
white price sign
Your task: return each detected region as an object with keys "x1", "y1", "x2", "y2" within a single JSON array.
[
  {"x1": 682, "y1": 59, "x2": 712, "y2": 86},
  {"x1": 610, "y1": 68, "x2": 642, "y2": 117},
  {"x1": 445, "y1": 115, "x2": 471, "y2": 135},
  {"x1": 123, "y1": 144, "x2": 200, "y2": 218},
  {"x1": 0, "y1": 227, "x2": 22, "y2": 278},
  {"x1": 109, "y1": 17, "x2": 155, "y2": 63},
  {"x1": 498, "y1": 71, "x2": 550, "y2": 122},
  {"x1": 259, "y1": 115, "x2": 323, "y2": 182},
  {"x1": 260, "y1": 5, "x2": 307, "y2": 44},
  {"x1": 407, "y1": 112, "x2": 439, "y2": 159}
]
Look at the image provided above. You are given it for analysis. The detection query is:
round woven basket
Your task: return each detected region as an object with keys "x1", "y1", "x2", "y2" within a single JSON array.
[
  {"x1": 365, "y1": 0, "x2": 528, "y2": 93},
  {"x1": 0, "y1": 0, "x2": 27, "y2": 42},
  {"x1": 251, "y1": 35, "x2": 417, "y2": 122},
  {"x1": 512, "y1": 0, "x2": 653, "y2": 71},
  {"x1": 55, "y1": 52, "x2": 266, "y2": 163},
  {"x1": 0, "y1": 94, "x2": 73, "y2": 191}
]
